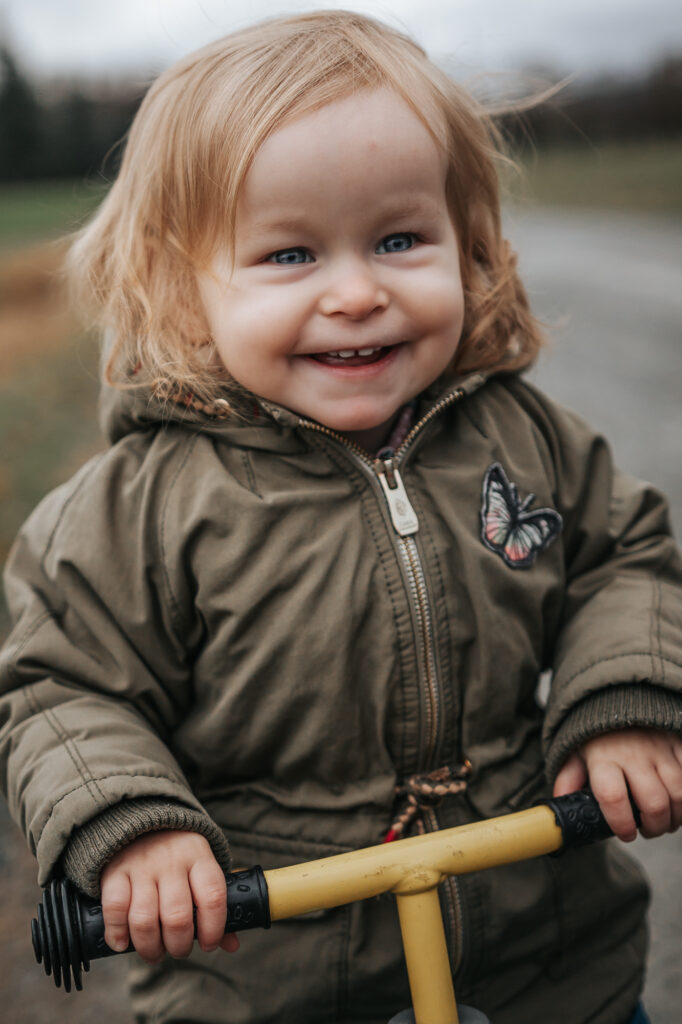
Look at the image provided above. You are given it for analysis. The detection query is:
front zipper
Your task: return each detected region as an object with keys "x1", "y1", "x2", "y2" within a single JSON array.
[
  {"x1": 298, "y1": 386, "x2": 465, "y2": 769},
  {"x1": 375, "y1": 460, "x2": 440, "y2": 765},
  {"x1": 298, "y1": 387, "x2": 467, "y2": 971}
]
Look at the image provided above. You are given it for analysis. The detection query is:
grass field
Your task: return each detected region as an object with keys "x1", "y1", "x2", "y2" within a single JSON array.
[
  {"x1": 0, "y1": 237, "x2": 101, "y2": 637},
  {"x1": 0, "y1": 177, "x2": 109, "y2": 251},
  {"x1": 511, "y1": 137, "x2": 682, "y2": 214}
]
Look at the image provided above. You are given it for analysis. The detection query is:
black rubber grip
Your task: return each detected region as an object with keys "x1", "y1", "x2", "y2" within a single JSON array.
[
  {"x1": 546, "y1": 789, "x2": 613, "y2": 849},
  {"x1": 546, "y1": 788, "x2": 641, "y2": 852},
  {"x1": 31, "y1": 866, "x2": 270, "y2": 992}
]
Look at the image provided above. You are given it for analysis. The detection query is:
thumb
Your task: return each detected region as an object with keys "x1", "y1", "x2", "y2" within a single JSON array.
[{"x1": 553, "y1": 752, "x2": 587, "y2": 797}]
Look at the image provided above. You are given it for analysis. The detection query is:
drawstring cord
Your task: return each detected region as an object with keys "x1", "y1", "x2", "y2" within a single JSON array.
[
  {"x1": 153, "y1": 380, "x2": 233, "y2": 419},
  {"x1": 383, "y1": 761, "x2": 472, "y2": 843}
]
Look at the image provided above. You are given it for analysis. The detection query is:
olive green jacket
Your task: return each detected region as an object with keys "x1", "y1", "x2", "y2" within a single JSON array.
[{"x1": 2, "y1": 372, "x2": 681, "y2": 1024}]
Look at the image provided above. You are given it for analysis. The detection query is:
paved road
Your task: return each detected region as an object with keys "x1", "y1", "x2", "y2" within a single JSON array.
[{"x1": 506, "y1": 205, "x2": 682, "y2": 1024}]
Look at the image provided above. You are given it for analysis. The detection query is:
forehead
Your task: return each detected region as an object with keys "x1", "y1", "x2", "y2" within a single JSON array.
[{"x1": 238, "y1": 88, "x2": 448, "y2": 219}]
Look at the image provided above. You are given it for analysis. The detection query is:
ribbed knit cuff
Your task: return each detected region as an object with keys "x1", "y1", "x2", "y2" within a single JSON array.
[
  {"x1": 545, "y1": 683, "x2": 682, "y2": 785},
  {"x1": 62, "y1": 798, "x2": 232, "y2": 898}
]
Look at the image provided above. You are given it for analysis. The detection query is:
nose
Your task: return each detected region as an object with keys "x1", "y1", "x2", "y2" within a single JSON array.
[{"x1": 318, "y1": 259, "x2": 389, "y2": 320}]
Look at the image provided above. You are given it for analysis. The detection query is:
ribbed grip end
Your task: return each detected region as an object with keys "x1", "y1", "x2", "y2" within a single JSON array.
[{"x1": 31, "y1": 878, "x2": 87, "y2": 992}]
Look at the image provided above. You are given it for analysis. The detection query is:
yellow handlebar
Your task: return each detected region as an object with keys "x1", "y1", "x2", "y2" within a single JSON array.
[{"x1": 266, "y1": 803, "x2": 562, "y2": 920}]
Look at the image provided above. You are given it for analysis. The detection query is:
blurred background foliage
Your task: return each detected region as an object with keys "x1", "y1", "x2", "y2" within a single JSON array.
[{"x1": 0, "y1": 45, "x2": 140, "y2": 184}]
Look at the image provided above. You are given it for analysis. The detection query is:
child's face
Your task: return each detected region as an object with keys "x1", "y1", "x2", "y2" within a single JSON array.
[{"x1": 197, "y1": 88, "x2": 464, "y2": 448}]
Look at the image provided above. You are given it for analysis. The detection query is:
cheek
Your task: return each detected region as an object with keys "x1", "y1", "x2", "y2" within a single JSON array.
[
  {"x1": 418, "y1": 276, "x2": 465, "y2": 338},
  {"x1": 406, "y1": 254, "x2": 463, "y2": 310},
  {"x1": 226, "y1": 286, "x2": 306, "y2": 342}
]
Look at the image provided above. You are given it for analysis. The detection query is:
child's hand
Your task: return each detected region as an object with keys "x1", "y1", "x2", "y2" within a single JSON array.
[
  {"x1": 553, "y1": 728, "x2": 682, "y2": 842},
  {"x1": 100, "y1": 830, "x2": 239, "y2": 963}
]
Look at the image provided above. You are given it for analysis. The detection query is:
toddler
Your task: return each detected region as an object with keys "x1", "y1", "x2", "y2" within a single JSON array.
[{"x1": 1, "y1": 11, "x2": 681, "y2": 1024}]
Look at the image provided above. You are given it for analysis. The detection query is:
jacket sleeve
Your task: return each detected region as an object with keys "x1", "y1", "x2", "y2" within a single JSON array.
[
  {"x1": 509, "y1": 380, "x2": 682, "y2": 781},
  {"x1": 0, "y1": 444, "x2": 230, "y2": 896}
]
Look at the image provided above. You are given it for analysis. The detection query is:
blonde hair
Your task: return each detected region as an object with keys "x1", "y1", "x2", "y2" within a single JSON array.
[{"x1": 68, "y1": 9, "x2": 545, "y2": 408}]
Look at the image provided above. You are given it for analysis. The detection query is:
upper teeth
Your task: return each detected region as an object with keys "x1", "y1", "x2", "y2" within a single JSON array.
[{"x1": 330, "y1": 347, "x2": 380, "y2": 358}]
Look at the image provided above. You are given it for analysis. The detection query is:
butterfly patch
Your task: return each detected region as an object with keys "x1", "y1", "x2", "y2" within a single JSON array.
[{"x1": 480, "y1": 463, "x2": 562, "y2": 569}]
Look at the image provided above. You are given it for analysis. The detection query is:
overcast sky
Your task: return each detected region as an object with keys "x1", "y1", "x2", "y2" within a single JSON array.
[{"x1": 2, "y1": 0, "x2": 681, "y2": 81}]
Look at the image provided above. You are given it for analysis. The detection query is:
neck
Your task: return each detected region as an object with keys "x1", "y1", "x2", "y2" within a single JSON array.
[
  {"x1": 337, "y1": 417, "x2": 398, "y2": 454},
  {"x1": 338, "y1": 401, "x2": 417, "y2": 454}
]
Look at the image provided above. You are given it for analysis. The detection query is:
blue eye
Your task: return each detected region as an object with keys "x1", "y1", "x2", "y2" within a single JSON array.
[
  {"x1": 267, "y1": 248, "x2": 313, "y2": 265},
  {"x1": 376, "y1": 233, "x2": 416, "y2": 254}
]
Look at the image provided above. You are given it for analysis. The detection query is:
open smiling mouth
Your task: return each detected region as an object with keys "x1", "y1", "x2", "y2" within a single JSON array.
[{"x1": 309, "y1": 345, "x2": 398, "y2": 367}]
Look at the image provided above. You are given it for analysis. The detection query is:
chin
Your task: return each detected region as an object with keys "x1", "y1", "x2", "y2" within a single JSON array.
[
  {"x1": 325, "y1": 420, "x2": 392, "y2": 440},
  {"x1": 324, "y1": 406, "x2": 398, "y2": 433}
]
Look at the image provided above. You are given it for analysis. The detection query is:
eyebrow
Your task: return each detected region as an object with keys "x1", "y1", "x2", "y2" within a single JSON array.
[
  {"x1": 247, "y1": 195, "x2": 442, "y2": 235},
  {"x1": 375, "y1": 194, "x2": 443, "y2": 221},
  {"x1": 246, "y1": 214, "x2": 310, "y2": 235}
]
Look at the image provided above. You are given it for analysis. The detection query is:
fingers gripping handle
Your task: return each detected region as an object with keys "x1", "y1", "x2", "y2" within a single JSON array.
[{"x1": 31, "y1": 866, "x2": 270, "y2": 992}]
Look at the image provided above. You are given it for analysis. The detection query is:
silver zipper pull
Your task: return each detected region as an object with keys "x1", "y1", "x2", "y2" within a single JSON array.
[{"x1": 374, "y1": 458, "x2": 419, "y2": 536}]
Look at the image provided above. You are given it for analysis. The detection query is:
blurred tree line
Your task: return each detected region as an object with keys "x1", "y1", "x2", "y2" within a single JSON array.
[
  {"x1": 503, "y1": 56, "x2": 682, "y2": 149},
  {"x1": 0, "y1": 43, "x2": 681, "y2": 182},
  {"x1": 0, "y1": 46, "x2": 141, "y2": 180}
]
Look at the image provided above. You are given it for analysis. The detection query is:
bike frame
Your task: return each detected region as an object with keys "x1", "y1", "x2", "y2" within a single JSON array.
[{"x1": 263, "y1": 803, "x2": 566, "y2": 1024}]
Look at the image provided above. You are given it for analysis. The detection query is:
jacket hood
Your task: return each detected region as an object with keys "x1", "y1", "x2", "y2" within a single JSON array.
[
  {"x1": 98, "y1": 382, "x2": 307, "y2": 455},
  {"x1": 98, "y1": 371, "x2": 491, "y2": 453}
]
